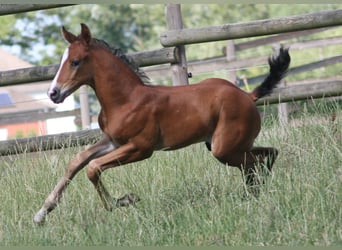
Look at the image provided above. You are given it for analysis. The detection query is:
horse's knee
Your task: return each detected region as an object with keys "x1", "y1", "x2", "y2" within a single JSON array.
[
  {"x1": 86, "y1": 160, "x2": 101, "y2": 183},
  {"x1": 212, "y1": 150, "x2": 260, "y2": 187},
  {"x1": 211, "y1": 148, "x2": 244, "y2": 168}
]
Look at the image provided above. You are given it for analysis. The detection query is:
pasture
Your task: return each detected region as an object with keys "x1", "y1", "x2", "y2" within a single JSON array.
[{"x1": 0, "y1": 101, "x2": 341, "y2": 246}]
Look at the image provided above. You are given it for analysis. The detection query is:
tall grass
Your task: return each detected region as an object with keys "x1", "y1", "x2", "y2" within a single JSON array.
[{"x1": 0, "y1": 101, "x2": 341, "y2": 246}]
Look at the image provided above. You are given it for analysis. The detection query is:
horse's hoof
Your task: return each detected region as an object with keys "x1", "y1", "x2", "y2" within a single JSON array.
[
  {"x1": 116, "y1": 193, "x2": 141, "y2": 207},
  {"x1": 33, "y1": 209, "x2": 47, "y2": 225}
]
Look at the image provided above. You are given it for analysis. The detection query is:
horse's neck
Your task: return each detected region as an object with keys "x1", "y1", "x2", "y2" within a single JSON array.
[{"x1": 91, "y1": 50, "x2": 144, "y2": 110}]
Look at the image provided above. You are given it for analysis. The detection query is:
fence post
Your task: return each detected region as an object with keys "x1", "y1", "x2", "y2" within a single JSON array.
[
  {"x1": 226, "y1": 40, "x2": 237, "y2": 84},
  {"x1": 165, "y1": 4, "x2": 189, "y2": 85},
  {"x1": 271, "y1": 44, "x2": 289, "y2": 126},
  {"x1": 79, "y1": 85, "x2": 91, "y2": 129},
  {"x1": 278, "y1": 81, "x2": 289, "y2": 126}
]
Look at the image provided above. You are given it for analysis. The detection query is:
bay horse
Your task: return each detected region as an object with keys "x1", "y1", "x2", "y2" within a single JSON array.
[{"x1": 33, "y1": 23, "x2": 290, "y2": 224}]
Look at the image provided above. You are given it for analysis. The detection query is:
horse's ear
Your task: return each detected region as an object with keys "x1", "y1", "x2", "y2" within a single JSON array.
[
  {"x1": 80, "y1": 23, "x2": 91, "y2": 45},
  {"x1": 61, "y1": 26, "x2": 77, "y2": 44}
]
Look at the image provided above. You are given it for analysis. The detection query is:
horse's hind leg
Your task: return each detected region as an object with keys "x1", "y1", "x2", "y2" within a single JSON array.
[
  {"x1": 251, "y1": 147, "x2": 278, "y2": 172},
  {"x1": 205, "y1": 142, "x2": 212, "y2": 151},
  {"x1": 212, "y1": 146, "x2": 278, "y2": 189},
  {"x1": 243, "y1": 147, "x2": 278, "y2": 187}
]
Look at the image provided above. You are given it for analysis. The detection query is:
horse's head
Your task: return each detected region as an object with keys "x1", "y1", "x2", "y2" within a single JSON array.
[{"x1": 48, "y1": 23, "x2": 93, "y2": 104}]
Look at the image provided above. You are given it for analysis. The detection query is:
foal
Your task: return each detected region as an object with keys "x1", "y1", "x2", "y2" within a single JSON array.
[{"x1": 34, "y1": 23, "x2": 290, "y2": 224}]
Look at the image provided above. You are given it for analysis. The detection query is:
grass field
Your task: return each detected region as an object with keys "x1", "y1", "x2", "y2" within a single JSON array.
[{"x1": 0, "y1": 101, "x2": 341, "y2": 246}]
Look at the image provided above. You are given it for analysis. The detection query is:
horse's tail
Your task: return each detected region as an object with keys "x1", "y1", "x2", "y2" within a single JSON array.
[{"x1": 250, "y1": 45, "x2": 291, "y2": 101}]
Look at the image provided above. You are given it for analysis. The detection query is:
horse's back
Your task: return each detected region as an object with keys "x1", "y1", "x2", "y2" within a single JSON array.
[
  {"x1": 152, "y1": 77, "x2": 259, "y2": 126},
  {"x1": 153, "y1": 77, "x2": 250, "y2": 103},
  {"x1": 148, "y1": 78, "x2": 260, "y2": 150},
  {"x1": 196, "y1": 78, "x2": 257, "y2": 112}
]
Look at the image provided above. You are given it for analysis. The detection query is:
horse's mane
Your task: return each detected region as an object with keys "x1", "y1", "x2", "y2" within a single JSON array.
[{"x1": 92, "y1": 38, "x2": 151, "y2": 84}]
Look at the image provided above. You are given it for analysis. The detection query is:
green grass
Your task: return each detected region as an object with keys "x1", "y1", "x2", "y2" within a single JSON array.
[{"x1": 0, "y1": 102, "x2": 341, "y2": 246}]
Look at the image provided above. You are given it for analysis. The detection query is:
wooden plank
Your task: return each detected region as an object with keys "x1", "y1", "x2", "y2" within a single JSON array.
[
  {"x1": 0, "y1": 65, "x2": 59, "y2": 87},
  {"x1": 0, "y1": 129, "x2": 102, "y2": 156},
  {"x1": 160, "y1": 9, "x2": 342, "y2": 47},
  {"x1": 289, "y1": 36, "x2": 342, "y2": 50},
  {"x1": 0, "y1": 48, "x2": 177, "y2": 87},
  {"x1": 130, "y1": 47, "x2": 177, "y2": 66},
  {"x1": 248, "y1": 55, "x2": 342, "y2": 85},
  {"x1": 286, "y1": 76, "x2": 342, "y2": 86},
  {"x1": 256, "y1": 80, "x2": 342, "y2": 105},
  {"x1": 234, "y1": 27, "x2": 330, "y2": 51},
  {"x1": 0, "y1": 4, "x2": 73, "y2": 15},
  {"x1": 145, "y1": 56, "x2": 268, "y2": 79},
  {"x1": 0, "y1": 109, "x2": 80, "y2": 126}
]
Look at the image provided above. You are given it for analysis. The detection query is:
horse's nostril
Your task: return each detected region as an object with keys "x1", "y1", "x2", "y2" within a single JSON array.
[{"x1": 48, "y1": 87, "x2": 60, "y2": 102}]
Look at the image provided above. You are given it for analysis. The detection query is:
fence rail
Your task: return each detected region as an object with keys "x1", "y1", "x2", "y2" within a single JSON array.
[
  {"x1": 256, "y1": 80, "x2": 342, "y2": 105},
  {"x1": 0, "y1": 47, "x2": 177, "y2": 87},
  {"x1": 160, "y1": 9, "x2": 342, "y2": 46},
  {"x1": 0, "y1": 4, "x2": 73, "y2": 16},
  {"x1": 248, "y1": 55, "x2": 342, "y2": 85},
  {"x1": 0, "y1": 109, "x2": 81, "y2": 126},
  {"x1": 0, "y1": 129, "x2": 101, "y2": 156}
]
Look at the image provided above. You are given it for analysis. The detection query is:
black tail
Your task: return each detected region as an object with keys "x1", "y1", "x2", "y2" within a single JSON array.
[{"x1": 251, "y1": 45, "x2": 291, "y2": 101}]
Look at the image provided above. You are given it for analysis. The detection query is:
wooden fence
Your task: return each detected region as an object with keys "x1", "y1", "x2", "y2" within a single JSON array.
[
  {"x1": 160, "y1": 9, "x2": 342, "y2": 47},
  {"x1": 145, "y1": 31, "x2": 342, "y2": 82},
  {"x1": 0, "y1": 4, "x2": 341, "y2": 155},
  {"x1": 0, "y1": 128, "x2": 101, "y2": 156}
]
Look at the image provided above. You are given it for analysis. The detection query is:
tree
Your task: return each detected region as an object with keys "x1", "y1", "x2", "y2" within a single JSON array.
[{"x1": 0, "y1": 4, "x2": 165, "y2": 65}]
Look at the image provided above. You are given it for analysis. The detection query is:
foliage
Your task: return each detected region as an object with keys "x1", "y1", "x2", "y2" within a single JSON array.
[
  {"x1": 0, "y1": 4, "x2": 341, "y2": 118},
  {"x1": 9, "y1": 129, "x2": 37, "y2": 140},
  {"x1": 0, "y1": 5, "x2": 165, "y2": 65},
  {"x1": 0, "y1": 102, "x2": 341, "y2": 246}
]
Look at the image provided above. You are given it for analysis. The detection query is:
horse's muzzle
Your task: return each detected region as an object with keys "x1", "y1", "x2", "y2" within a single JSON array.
[{"x1": 48, "y1": 87, "x2": 62, "y2": 104}]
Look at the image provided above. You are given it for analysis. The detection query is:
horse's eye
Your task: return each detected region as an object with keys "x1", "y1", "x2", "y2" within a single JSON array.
[{"x1": 71, "y1": 60, "x2": 80, "y2": 68}]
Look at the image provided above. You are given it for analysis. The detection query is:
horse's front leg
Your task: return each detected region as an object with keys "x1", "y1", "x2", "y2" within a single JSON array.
[
  {"x1": 86, "y1": 143, "x2": 151, "y2": 211},
  {"x1": 33, "y1": 135, "x2": 116, "y2": 224}
]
